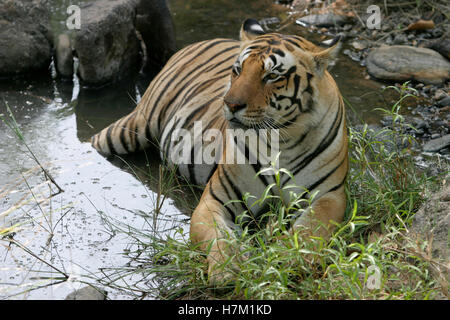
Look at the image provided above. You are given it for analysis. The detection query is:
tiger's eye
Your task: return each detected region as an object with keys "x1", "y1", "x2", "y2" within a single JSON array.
[{"x1": 263, "y1": 73, "x2": 279, "y2": 82}]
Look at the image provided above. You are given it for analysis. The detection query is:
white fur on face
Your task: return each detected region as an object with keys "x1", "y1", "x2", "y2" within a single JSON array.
[{"x1": 263, "y1": 51, "x2": 296, "y2": 76}]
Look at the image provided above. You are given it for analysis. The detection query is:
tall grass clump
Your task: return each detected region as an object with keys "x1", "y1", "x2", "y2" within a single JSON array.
[{"x1": 93, "y1": 86, "x2": 449, "y2": 300}]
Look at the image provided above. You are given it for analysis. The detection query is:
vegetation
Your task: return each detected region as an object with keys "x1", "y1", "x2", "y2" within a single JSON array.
[{"x1": 88, "y1": 85, "x2": 449, "y2": 300}]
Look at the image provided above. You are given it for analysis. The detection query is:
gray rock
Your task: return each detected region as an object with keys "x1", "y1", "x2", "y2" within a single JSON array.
[
  {"x1": 0, "y1": 0, "x2": 53, "y2": 76},
  {"x1": 351, "y1": 40, "x2": 367, "y2": 51},
  {"x1": 296, "y1": 13, "x2": 350, "y2": 27},
  {"x1": 393, "y1": 34, "x2": 407, "y2": 45},
  {"x1": 422, "y1": 134, "x2": 450, "y2": 152},
  {"x1": 413, "y1": 118, "x2": 429, "y2": 130},
  {"x1": 73, "y1": 0, "x2": 140, "y2": 86},
  {"x1": 135, "y1": 0, "x2": 176, "y2": 72},
  {"x1": 366, "y1": 45, "x2": 450, "y2": 85},
  {"x1": 433, "y1": 89, "x2": 447, "y2": 101},
  {"x1": 65, "y1": 286, "x2": 107, "y2": 300},
  {"x1": 438, "y1": 96, "x2": 450, "y2": 108},
  {"x1": 427, "y1": 36, "x2": 450, "y2": 59},
  {"x1": 411, "y1": 184, "x2": 450, "y2": 278},
  {"x1": 55, "y1": 34, "x2": 73, "y2": 79}
]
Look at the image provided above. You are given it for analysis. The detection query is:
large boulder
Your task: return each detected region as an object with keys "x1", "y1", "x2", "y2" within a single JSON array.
[
  {"x1": 135, "y1": 0, "x2": 176, "y2": 73},
  {"x1": 366, "y1": 45, "x2": 450, "y2": 85},
  {"x1": 0, "y1": 0, "x2": 53, "y2": 76},
  {"x1": 411, "y1": 184, "x2": 450, "y2": 278},
  {"x1": 73, "y1": 0, "x2": 140, "y2": 86}
]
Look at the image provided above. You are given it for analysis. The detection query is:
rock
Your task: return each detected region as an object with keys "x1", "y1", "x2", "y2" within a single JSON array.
[
  {"x1": 65, "y1": 286, "x2": 107, "y2": 300},
  {"x1": 73, "y1": 0, "x2": 140, "y2": 86},
  {"x1": 431, "y1": 133, "x2": 440, "y2": 139},
  {"x1": 413, "y1": 118, "x2": 429, "y2": 130},
  {"x1": 422, "y1": 134, "x2": 450, "y2": 152},
  {"x1": 433, "y1": 89, "x2": 447, "y2": 101},
  {"x1": 55, "y1": 34, "x2": 73, "y2": 79},
  {"x1": 0, "y1": 0, "x2": 53, "y2": 76},
  {"x1": 351, "y1": 40, "x2": 367, "y2": 51},
  {"x1": 135, "y1": 0, "x2": 176, "y2": 73},
  {"x1": 427, "y1": 36, "x2": 450, "y2": 59},
  {"x1": 366, "y1": 45, "x2": 450, "y2": 85},
  {"x1": 393, "y1": 34, "x2": 407, "y2": 45},
  {"x1": 437, "y1": 96, "x2": 450, "y2": 108},
  {"x1": 411, "y1": 184, "x2": 450, "y2": 274},
  {"x1": 296, "y1": 13, "x2": 350, "y2": 27}
]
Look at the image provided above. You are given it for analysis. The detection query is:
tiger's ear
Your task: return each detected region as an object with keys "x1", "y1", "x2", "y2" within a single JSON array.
[
  {"x1": 312, "y1": 36, "x2": 341, "y2": 75},
  {"x1": 240, "y1": 18, "x2": 265, "y2": 41}
]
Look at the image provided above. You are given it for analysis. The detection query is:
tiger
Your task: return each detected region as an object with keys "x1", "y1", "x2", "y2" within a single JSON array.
[{"x1": 91, "y1": 18, "x2": 348, "y2": 282}]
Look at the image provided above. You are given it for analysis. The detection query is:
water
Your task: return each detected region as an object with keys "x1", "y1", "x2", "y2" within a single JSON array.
[{"x1": 0, "y1": 0, "x2": 405, "y2": 299}]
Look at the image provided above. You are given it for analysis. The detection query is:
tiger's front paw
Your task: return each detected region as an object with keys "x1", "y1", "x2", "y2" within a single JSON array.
[{"x1": 207, "y1": 253, "x2": 239, "y2": 285}]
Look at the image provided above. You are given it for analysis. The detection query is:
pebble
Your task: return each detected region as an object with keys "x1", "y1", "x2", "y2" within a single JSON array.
[
  {"x1": 438, "y1": 96, "x2": 450, "y2": 108},
  {"x1": 393, "y1": 34, "x2": 407, "y2": 45},
  {"x1": 351, "y1": 40, "x2": 367, "y2": 50},
  {"x1": 422, "y1": 134, "x2": 450, "y2": 152},
  {"x1": 65, "y1": 286, "x2": 107, "y2": 300}
]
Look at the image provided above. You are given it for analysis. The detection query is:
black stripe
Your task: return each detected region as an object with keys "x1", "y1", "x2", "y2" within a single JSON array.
[
  {"x1": 233, "y1": 135, "x2": 270, "y2": 186},
  {"x1": 132, "y1": 116, "x2": 141, "y2": 151},
  {"x1": 288, "y1": 103, "x2": 343, "y2": 180},
  {"x1": 142, "y1": 40, "x2": 210, "y2": 99},
  {"x1": 284, "y1": 38, "x2": 303, "y2": 50},
  {"x1": 221, "y1": 166, "x2": 243, "y2": 205},
  {"x1": 205, "y1": 163, "x2": 218, "y2": 183},
  {"x1": 119, "y1": 127, "x2": 129, "y2": 153},
  {"x1": 119, "y1": 118, "x2": 131, "y2": 153},
  {"x1": 292, "y1": 74, "x2": 302, "y2": 112},
  {"x1": 183, "y1": 96, "x2": 220, "y2": 131},
  {"x1": 163, "y1": 117, "x2": 182, "y2": 159},
  {"x1": 272, "y1": 48, "x2": 285, "y2": 57},
  {"x1": 147, "y1": 39, "x2": 237, "y2": 131},
  {"x1": 283, "y1": 106, "x2": 297, "y2": 118},
  {"x1": 209, "y1": 183, "x2": 236, "y2": 222},
  {"x1": 203, "y1": 53, "x2": 237, "y2": 73},
  {"x1": 305, "y1": 157, "x2": 346, "y2": 192},
  {"x1": 145, "y1": 120, "x2": 152, "y2": 144},
  {"x1": 106, "y1": 126, "x2": 117, "y2": 155},
  {"x1": 157, "y1": 45, "x2": 239, "y2": 132},
  {"x1": 269, "y1": 55, "x2": 277, "y2": 65},
  {"x1": 286, "y1": 131, "x2": 307, "y2": 150},
  {"x1": 188, "y1": 144, "x2": 198, "y2": 186},
  {"x1": 305, "y1": 73, "x2": 314, "y2": 95},
  {"x1": 328, "y1": 176, "x2": 346, "y2": 192}
]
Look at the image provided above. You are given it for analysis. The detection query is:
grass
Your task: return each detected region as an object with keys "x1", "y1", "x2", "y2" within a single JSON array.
[
  {"x1": 0, "y1": 102, "x2": 71, "y2": 298},
  {"x1": 89, "y1": 84, "x2": 449, "y2": 300}
]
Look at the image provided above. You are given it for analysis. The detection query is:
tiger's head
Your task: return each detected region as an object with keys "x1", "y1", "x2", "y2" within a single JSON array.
[{"x1": 223, "y1": 19, "x2": 341, "y2": 131}]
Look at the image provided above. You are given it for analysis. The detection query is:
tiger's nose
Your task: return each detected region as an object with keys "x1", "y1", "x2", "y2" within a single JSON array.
[{"x1": 225, "y1": 101, "x2": 247, "y2": 113}]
